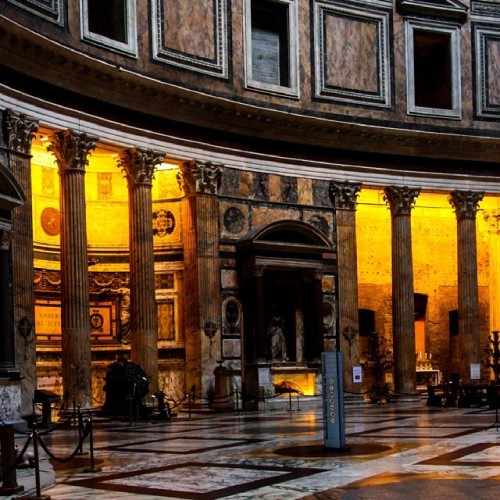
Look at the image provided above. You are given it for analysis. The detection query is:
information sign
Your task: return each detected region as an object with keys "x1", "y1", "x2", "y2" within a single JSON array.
[{"x1": 322, "y1": 352, "x2": 346, "y2": 449}]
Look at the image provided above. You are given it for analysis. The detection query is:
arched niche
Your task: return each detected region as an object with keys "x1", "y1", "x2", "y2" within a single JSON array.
[{"x1": 237, "y1": 220, "x2": 335, "y2": 367}]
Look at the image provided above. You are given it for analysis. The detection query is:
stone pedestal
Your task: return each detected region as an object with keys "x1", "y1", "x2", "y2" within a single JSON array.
[
  {"x1": 449, "y1": 190, "x2": 484, "y2": 383},
  {"x1": 384, "y1": 186, "x2": 420, "y2": 395},
  {"x1": 49, "y1": 130, "x2": 97, "y2": 409}
]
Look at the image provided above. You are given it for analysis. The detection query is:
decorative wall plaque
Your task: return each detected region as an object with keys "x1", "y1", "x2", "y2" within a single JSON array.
[{"x1": 40, "y1": 207, "x2": 60, "y2": 236}]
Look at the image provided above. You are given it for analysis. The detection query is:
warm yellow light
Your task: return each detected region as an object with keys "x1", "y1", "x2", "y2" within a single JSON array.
[
  {"x1": 274, "y1": 373, "x2": 316, "y2": 396},
  {"x1": 157, "y1": 162, "x2": 179, "y2": 171}
]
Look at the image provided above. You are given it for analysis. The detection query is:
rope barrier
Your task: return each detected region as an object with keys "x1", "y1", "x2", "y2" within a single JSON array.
[{"x1": 36, "y1": 419, "x2": 91, "y2": 464}]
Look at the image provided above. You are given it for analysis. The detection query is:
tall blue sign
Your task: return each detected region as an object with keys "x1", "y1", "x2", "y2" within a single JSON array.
[{"x1": 322, "y1": 351, "x2": 346, "y2": 449}]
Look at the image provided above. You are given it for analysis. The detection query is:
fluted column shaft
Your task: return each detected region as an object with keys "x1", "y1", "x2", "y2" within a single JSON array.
[
  {"x1": 49, "y1": 130, "x2": 97, "y2": 409},
  {"x1": 450, "y1": 190, "x2": 484, "y2": 383},
  {"x1": 384, "y1": 186, "x2": 420, "y2": 395},
  {"x1": 3, "y1": 109, "x2": 38, "y2": 414},
  {"x1": 120, "y1": 148, "x2": 163, "y2": 393},
  {"x1": 330, "y1": 181, "x2": 361, "y2": 392},
  {"x1": 179, "y1": 160, "x2": 222, "y2": 397}
]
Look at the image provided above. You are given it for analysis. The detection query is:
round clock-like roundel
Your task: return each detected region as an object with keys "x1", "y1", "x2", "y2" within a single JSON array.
[{"x1": 40, "y1": 207, "x2": 61, "y2": 236}]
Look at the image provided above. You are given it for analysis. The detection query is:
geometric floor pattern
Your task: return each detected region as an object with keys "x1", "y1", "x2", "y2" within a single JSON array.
[{"x1": 18, "y1": 399, "x2": 500, "y2": 499}]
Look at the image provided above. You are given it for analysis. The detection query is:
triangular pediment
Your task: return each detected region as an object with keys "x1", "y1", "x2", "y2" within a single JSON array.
[
  {"x1": 0, "y1": 162, "x2": 25, "y2": 210},
  {"x1": 397, "y1": 0, "x2": 468, "y2": 22}
]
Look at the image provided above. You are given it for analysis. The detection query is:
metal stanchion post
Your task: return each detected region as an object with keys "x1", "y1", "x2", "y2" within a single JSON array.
[
  {"x1": 289, "y1": 391, "x2": 292, "y2": 411},
  {"x1": 25, "y1": 422, "x2": 50, "y2": 500},
  {"x1": 235, "y1": 389, "x2": 240, "y2": 415},
  {"x1": 83, "y1": 414, "x2": 102, "y2": 473},
  {"x1": 76, "y1": 407, "x2": 87, "y2": 455},
  {"x1": 0, "y1": 424, "x2": 23, "y2": 495}
]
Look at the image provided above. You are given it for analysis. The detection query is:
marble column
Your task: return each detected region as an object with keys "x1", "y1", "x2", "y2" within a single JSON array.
[
  {"x1": 48, "y1": 130, "x2": 97, "y2": 409},
  {"x1": 179, "y1": 160, "x2": 222, "y2": 398},
  {"x1": 484, "y1": 211, "x2": 500, "y2": 333},
  {"x1": 330, "y1": 181, "x2": 361, "y2": 392},
  {"x1": 3, "y1": 109, "x2": 38, "y2": 414},
  {"x1": 120, "y1": 148, "x2": 163, "y2": 393},
  {"x1": 384, "y1": 186, "x2": 420, "y2": 395},
  {"x1": 449, "y1": 190, "x2": 484, "y2": 383}
]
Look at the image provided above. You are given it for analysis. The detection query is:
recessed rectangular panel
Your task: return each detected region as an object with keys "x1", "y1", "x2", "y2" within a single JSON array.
[
  {"x1": 313, "y1": 0, "x2": 392, "y2": 108},
  {"x1": 6, "y1": 0, "x2": 64, "y2": 25},
  {"x1": 163, "y1": 0, "x2": 216, "y2": 60},
  {"x1": 152, "y1": 0, "x2": 228, "y2": 78},
  {"x1": 473, "y1": 25, "x2": 500, "y2": 117},
  {"x1": 487, "y1": 37, "x2": 500, "y2": 106},
  {"x1": 324, "y1": 14, "x2": 379, "y2": 93}
]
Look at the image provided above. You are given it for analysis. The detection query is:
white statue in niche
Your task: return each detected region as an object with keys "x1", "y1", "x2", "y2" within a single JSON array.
[
  {"x1": 100, "y1": 287, "x2": 131, "y2": 344},
  {"x1": 267, "y1": 312, "x2": 288, "y2": 361}
]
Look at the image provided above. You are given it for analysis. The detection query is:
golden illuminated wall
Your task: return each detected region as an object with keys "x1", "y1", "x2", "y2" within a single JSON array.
[
  {"x1": 31, "y1": 143, "x2": 130, "y2": 267},
  {"x1": 356, "y1": 187, "x2": 499, "y2": 372}
]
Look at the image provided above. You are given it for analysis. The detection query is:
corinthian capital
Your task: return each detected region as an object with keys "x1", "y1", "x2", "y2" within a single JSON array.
[
  {"x1": 329, "y1": 180, "x2": 361, "y2": 210},
  {"x1": 449, "y1": 190, "x2": 484, "y2": 220},
  {"x1": 48, "y1": 130, "x2": 98, "y2": 172},
  {"x1": 384, "y1": 186, "x2": 420, "y2": 216},
  {"x1": 119, "y1": 148, "x2": 164, "y2": 186},
  {"x1": 179, "y1": 160, "x2": 223, "y2": 195},
  {"x1": 3, "y1": 109, "x2": 39, "y2": 154}
]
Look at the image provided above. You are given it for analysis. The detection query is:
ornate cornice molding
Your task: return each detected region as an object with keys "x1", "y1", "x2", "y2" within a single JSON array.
[
  {"x1": 384, "y1": 186, "x2": 420, "y2": 216},
  {"x1": 3, "y1": 108, "x2": 38, "y2": 155},
  {"x1": 329, "y1": 181, "x2": 362, "y2": 210},
  {"x1": 449, "y1": 190, "x2": 484, "y2": 219},
  {"x1": 47, "y1": 129, "x2": 98, "y2": 173},
  {"x1": 118, "y1": 147, "x2": 164, "y2": 187}
]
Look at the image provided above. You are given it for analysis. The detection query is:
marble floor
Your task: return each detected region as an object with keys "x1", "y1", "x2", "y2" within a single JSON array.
[{"x1": 13, "y1": 399, "x2": 500, "y2": 499}]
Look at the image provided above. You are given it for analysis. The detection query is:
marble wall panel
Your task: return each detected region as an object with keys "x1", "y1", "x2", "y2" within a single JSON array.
[
  {"x1": 474, "y1": 25, "x2": 500, "y2": 118},
  {"x1": 281, "y1": 176, "x2": 298, "y2": 204},
  {"x1": 324, "y1": 14, "x2": 378, "y2": 92},
  {"x1": 297, "y1": 178, "x2": 313, "y2": 205},
  {"x1": 163, "y1": 0, "x2": 215, "y2": 59},
  {"x1": 0, "y1": 382, "x2": 21, "y2": 422},
  {"x1": 221, "y1": 269, "x2": 238, "y2": 289},
  {"x1": 5, "y1": 0, "x2": 64, "y2": 25},
  {"x1": 152, "y1": 0, "x2": 228, "y2": 77},
  {"x1": 313, "y1": 0, "x2": 392, "y2": 107},
  {"x1": 252, "y1": 206, "x2": 300, "y2": 228}
]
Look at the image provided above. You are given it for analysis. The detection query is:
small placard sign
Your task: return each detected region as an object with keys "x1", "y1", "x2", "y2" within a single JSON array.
[
  {"x1": 470, "y1": 363, "x2": 481, "y2": 380},
  {"x1": 258, "y1": 367, "x2": 271, "y2": 386},
  {"x1": 353, "y1": 366, "x2": 363, "y2": 383}
]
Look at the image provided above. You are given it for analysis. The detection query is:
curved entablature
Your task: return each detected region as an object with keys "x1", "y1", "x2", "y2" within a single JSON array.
[
  {"x1": 0, "y1": 2, "x2": 499, "y2": 164},
  {"x1": 237, "y1": 220, "x2": 334, "y2": 271}
]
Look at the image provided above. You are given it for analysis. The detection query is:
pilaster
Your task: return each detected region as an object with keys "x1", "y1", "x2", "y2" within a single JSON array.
[
  {"x1": 48, "y1": 129, "x2": 97, "y2": 409},
  {"x1": 384, "y1": 185, "x2": 420, "y2": 395},
  {"x1": 179, "y1": 160, "x2": 222, "y2": 398},
  {"x1": 449, "y1": 190, "x2": 484, "y2": 383},
  {"x1": 330, "y1": 181, "x2": 361, "y2": 393},
  {"x1": 3, "y1": 109, "x2": 38, "y2": 415},
  {"x1": 119, "y1": 147, "x2": 164, "y2": 393}
]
